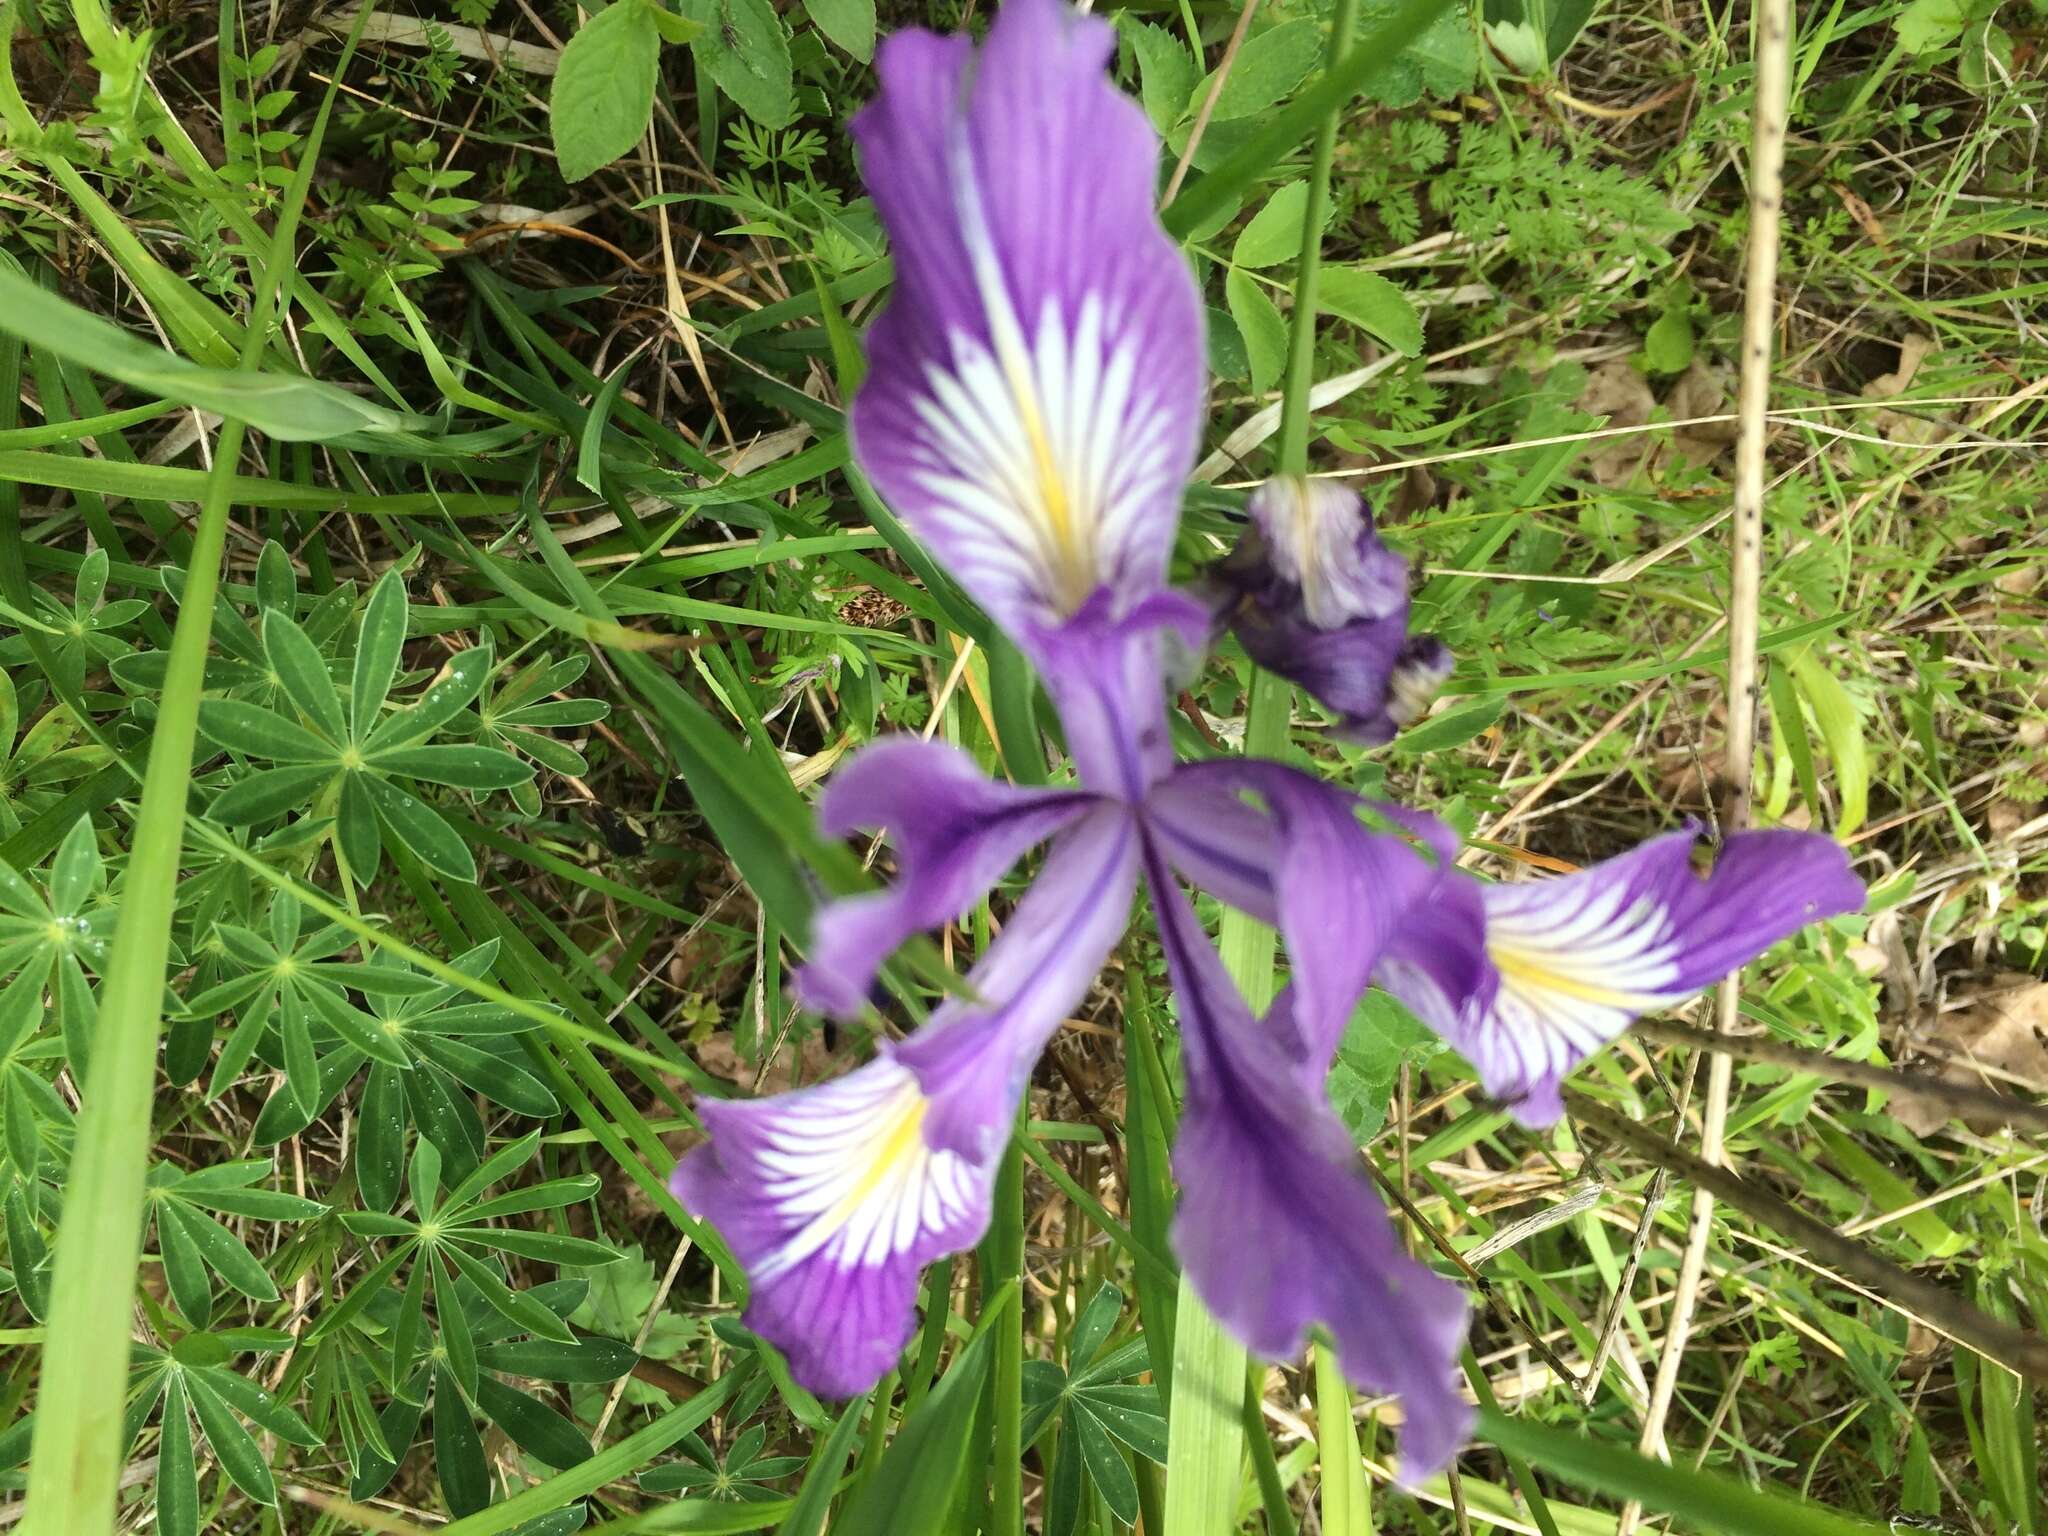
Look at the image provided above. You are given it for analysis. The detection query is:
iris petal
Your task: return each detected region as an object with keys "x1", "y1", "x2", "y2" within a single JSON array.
[
  {"x1": 1382, "y1": 827, "x2": 1865, "y2": 1125},
  {"x1": 675, "y1": 807, "x2": 1140, "y2": 1399},
  {"x1": 1145, "y1": 846, "x2": 1473, "y2": 1481},
  {"x1": 796, "y1": 737, "x2": 1101, "y2": 1019},
  {"x1": 850, "y1": 0, "x2": 1204, "y2": 636}
]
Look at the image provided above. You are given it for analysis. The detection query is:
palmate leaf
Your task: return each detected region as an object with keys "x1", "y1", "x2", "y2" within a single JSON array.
[
  {"x1": 366, "y1": 643, "x2": 498, "y2": 754},
  {"x1": 1024, "y1": 1288, "x2": 1167, "y2": 1536},
  {"x1": 352, "y1": 570, "x2": 410, "y2": 737},
  {"x1": 156, "y1": 1374, "x2": 199, "y2": 1536}
]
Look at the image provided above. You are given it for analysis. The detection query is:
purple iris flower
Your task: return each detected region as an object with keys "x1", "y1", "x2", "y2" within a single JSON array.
[
  {"x1": 1210, "y1": 477, "x2": 1454, "y2": 744},
  {"x1": 670, "y1": 0, "x2": 1865, "y2": 1481}
]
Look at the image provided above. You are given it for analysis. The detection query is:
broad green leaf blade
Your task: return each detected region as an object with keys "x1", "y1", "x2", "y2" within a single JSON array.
[
  {"x1": 0, "y1": 262, "x2": 411, "y2": 441},
  {"x1": 197, "y1": 699, "x2": 336, "y2": 764},
  {"x1": 262, "y1": 613, "x2": 347, "y2": 741},
  {"x1": 686, "y1": 0, "x2": 795, "y2": 128},
  {"x1": 1225, "y1": 270, "x2": 1288, "y2": 398},
  {"x1": 805, "y1": 0, "x2": 875, "y2": 62},
  {"x1": 184, "y1": 1371, "x2": 279, "y2": 1505},
  {"x1": 1787, "y1": 645, "x2": 1869, "y2": 837},
  {"x1": 475, "y1": 1376, "x2": 594, "y2": 1469},
  {"x1": 351, "y1": 570, "x2": 409, "y2": 741},
  {"x1": 551, "y1": 0, "x2": 662, "y2": 181},
  {"x1": 435, "y1": 1365, "x2": 494, "y2": 1517},
  {"x1": 372, "y1": 743, "x2": 533, "y2": 790},
  {"x1": 1476, "y1": 1408, "x2": 1886, "y2": 1535},
  {"x1": 437, "y1": 1366, "x2": 754, "y2": 1536},
  {"x1": 834, "y1": 1299, "x2": 1003, "y2": 1536},
  {"x1": 1162, "y1": 1290, "x2": 1247, "y2": 1534},
  {"x1": 156, "y1": 1375, "x2": 199, "y2": 1536},
  {"x1": 1318, "y1": 266, "x2": 1424, "y2": 355},
  {"x1": 772, "y1": 1398, "x2": 866, "y2": 1536},
  {"x1": 1233, "y1": 183, "x2": 1317, "y2": 269}
]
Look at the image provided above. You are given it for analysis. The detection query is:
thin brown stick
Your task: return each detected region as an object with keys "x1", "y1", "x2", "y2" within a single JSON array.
[
  {"x1": 1160, "y1": 0, "x2": 1261, "y2": 209},
  {"x1": 1622, "y1": 0, "x2": 1796, "y2": 1515},
  {"x1": 1579, "y1": 1052, "x2": 1702, "y2": 1404},
  {"x1": 1633, "y1": 1018, "x2": 2048, "y2": 1134},
  {"x1": 1570, "y1": 1094, "x2": 2048, "y2": 1381}
]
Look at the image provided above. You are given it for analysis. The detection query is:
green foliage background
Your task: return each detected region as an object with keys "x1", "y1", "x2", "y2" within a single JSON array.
[{"x1": 0, "y1": 0, "x2": 2043, "y2": 1531}]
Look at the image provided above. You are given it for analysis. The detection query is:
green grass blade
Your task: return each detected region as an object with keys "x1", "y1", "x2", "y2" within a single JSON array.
[
  {"x1": 437, "y1": 1366, "x2": 756, "y2": 1536},
  {"x1": 1476, "y1": 1408, "x2": 1887, "y2": 1536},
  {"x1": 1160, "y1": 0, "x2": 1454, "y2": 242},
  {"x1": 19, "y1": 419, "x2": 247, "y2": 1536},
  {"x1": 19, "y1": 22, "x2": 373, "y2": 1525}
]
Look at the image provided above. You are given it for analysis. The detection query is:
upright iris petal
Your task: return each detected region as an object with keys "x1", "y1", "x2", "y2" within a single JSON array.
[
  {"x1": 850, "y1": 0, "x2": 1205, "y2": 638},
  {"x1": 1213, "y1": 476, "x2": 1451, "y2": 743},
  {"x1": 1379, "y1": 827, "x2": 1866, "y2": 1125}
]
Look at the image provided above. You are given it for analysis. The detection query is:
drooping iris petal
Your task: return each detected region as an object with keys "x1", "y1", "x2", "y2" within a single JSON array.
[
  {"x1": 850, "y1": 0, "x2": 1205, "y2": 637},
  {"x1": 898, "y1": 804, "x2": 1139, "y2": 1157},
  {"x1": 795, "y1": 738, "x2": 1101, "y2": 1018},
  {"x1": 674, "y1": 807, "x2": 1139, "y2": 1398},
  {"x1": 1149, "y1": 760, "x2": 1479, "y2": 1064},
  {"x1": 1211, "y1": 477, "x2": 1451, "y2": 744},
  {"x1": 1145, "y1": 847, "x2": 1473, "y2": 1480},
  {"x1": 671, "y1": 1055, "x2": 994, "y2": 1398},
  {"x1": 1382, "y1": 827, "x2": 1865, "y2": 1126}
]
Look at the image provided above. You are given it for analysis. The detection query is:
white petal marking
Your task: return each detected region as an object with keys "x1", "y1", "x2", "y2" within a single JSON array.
[
  {"x1": 1477, "y1": 882, "x2": 1686, "y2": 1096},
  {"x1": 751, "y1": 1062, "x2": 973, "y2": 1284}
]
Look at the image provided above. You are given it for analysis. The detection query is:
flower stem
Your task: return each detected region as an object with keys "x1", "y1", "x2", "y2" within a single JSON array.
[
  {"x1": 987, "y1": 1128, "x2": 1025, "y2": 1536},
  {"x1": 1276, "y1": 0, "x2": 1361, "y2": 479}
]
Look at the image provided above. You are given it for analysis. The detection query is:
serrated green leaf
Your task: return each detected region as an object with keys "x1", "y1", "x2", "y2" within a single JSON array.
[
  {"x1": 1233, "y1": 182, "x2": 1319, "y2": 269},
  {"x1": 806, "y1": 0, "x2": 874, "y2": 61},
  {"x1": 1225, "y1": 269, "x2": 1288, "y2": 396},
  {"x1": 1123, "y1": 18, "x2": 1197, "y2": 133},
  {"x1": 1319, "y1": 266, "x2": 1424, "y2": 355},
  {"x1": 1326, "y1": 990, "x2": 1437, "y2": 1142},
  {"x1": 551, "y1": 0, "x2": 663, "y2": 181},
  {"x1": 689, "y1": 0, "x2": 795, "y2": 128},
  {"x1": 1195, "y1": 19, "x2": 1321, "y2": 119}
]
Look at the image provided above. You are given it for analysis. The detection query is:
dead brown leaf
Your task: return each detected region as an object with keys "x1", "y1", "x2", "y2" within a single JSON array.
[
  {"x1": 1665, "y1": 361, "x2": 1738, "y2": 468},
  {"x1": 1576, "y1": 359, "x2": 1657, "y2": 487},
  {"x1": 1896, "y1": 975, "x2": 2048, "y2": 1136}
]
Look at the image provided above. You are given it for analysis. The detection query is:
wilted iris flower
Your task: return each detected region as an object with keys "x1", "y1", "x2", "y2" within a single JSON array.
[
  {"x1": 1210, "y1": 476, "x2": 1454, "y2": 744},
  {"x1": 671, "y1": 0, "x2": 1863, "y2": 1479}
]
